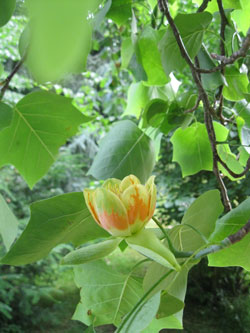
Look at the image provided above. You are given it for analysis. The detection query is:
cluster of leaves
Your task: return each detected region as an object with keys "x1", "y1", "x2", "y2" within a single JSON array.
[{"x1": 0, "y1": 0, "x2": 250, "y2": 332}]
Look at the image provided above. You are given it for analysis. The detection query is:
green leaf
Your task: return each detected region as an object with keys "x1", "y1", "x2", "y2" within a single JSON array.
[
  {"x1": 171, "y1": 122, "x2": 228, "y2": 177},
  {"x1": 231, "y1": 0, "x2": 250, "y2": 35},
  {"x1": 126, "y1": 229, "x2": 181, "y2": 271},
  {"x1": 0, "y1": 91, "x2": 90, "y2": 188},
  {"x1": 138, "y1": 27, "x2": 169, "y2": 86},
  {"x1": 124, "y1": 82, "x2": 151, "y2": 118},
  {"x1": 1, "y1": 192, "x2": 108, "y2": 265},
  {"x1": 107, "y1": 0, "x2": 132, "y2": 26},
  {"x1": 61, "y1": 238, "x2": 121, "y2": 265},
  {"x1": 88, "y1": 120, "x2": 155, "y2": 184},
  {"x1": 197, "y1": 45, "x2": 224, "y2": 91},
  {"x1": 208, "y1": 198, "x2": 250, "y2": 271},
  {"x1": 0, "y1": 194, "x2": 18, "y2": 251},
  {"x1": 143, "y1": 99, "x2": 168, "y2": 128},
  {"x1": 223, "y1": 66, "x2": 249, "y2": 101},
  {"x1": 0, "y1": 102, "x2": 13, "y2": 131},
  {"x1": 73, "y1": 260, "x2": 143, "y2": 326},
  {"x1": 25, "y1": 0, "x2": 101, "y2": 82},
  {"x1": 116, "y1": 292, "x2": 161, "y2": 333},
  {"x1": 169, "y1": 190, "x2": 224, "y2": 252},
  {"x1": 143, "y1": 263, "x2": 192, "y2": 329},
  {"x1": 217, "y1": 144, "x2": 245, "y2": 180},
  {"x1": 159, "y1": 12, "x2": 213, "y2": 75},
  {"x1": 0, "y1": 0, "x2": 16, "y2": 27},
  {"x1": 121, "y1": 38, "x2": 134, "y2": 69},
  {"x1": 235, "y1": 101, "x2": 250, "y2": 153},
  {"x1": 193, "y1": 0, "x2": 241, "y2": 12},
  {"x1": 84, "y1": 325, "x2": 96, "y2": 333},
  {"x1": 157, "y1": 292, "x2": 184, "y2": 318},
  {"x1": 142, "y1": 315, "x2": 183, "y2": 332}
]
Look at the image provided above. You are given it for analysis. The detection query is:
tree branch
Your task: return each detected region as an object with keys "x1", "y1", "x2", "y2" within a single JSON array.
[
  {"x1": 217, "y1": 155, "x2": 250, "y2": 178},
  {"x1": 194, "y1": 219, "x2": 250, "y2": 260},
  {"x1": 0, "y1": 56, "x2": 26, "y2": 100},
  {"x1": 184, "y1": 97, "x2": 201, "y2": 113},
  {"x1": 197, "y1": 0, "x2": 212, "y2": 13},
  {"x1": 158, "y1": 0, "x2": 232, "y2": 212}
]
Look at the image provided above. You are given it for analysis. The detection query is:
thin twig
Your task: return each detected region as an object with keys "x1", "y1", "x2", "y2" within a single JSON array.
[
  {"x1": 0, "y1": 55, "x2": 26, "y2": 100},
  {"x1": 184, "y1": 97, "x2": 201, "y2": 113},
  {"x1": 218, "y1": 156, "x2": 250, "y2": 178},
  {"x1": 197, "y1": 0, "x2": 211, "y2": 12},
  {"x1": 158, "y1": 0, "x2": 232, "y2": 212},
  {"x1": 194, "y1": 219, "x2": 250, "y2": 260}
]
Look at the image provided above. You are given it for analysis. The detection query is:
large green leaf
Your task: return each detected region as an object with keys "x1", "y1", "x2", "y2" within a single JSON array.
[
  {"x1": 223, "y1": 66, "x2": 249, "y2": 101},
  {"x1": 88, "y1": 120, "x2": 155, "y2": 184},
  {"x1": 1, "y1": 192, "x2": 108, "y2": 265},
  {"x1": 159, "y1": 12, "x2": 212, "y2": 75},
  {"x1": 0, "y1": 91, "x2": 90, "y2": 188},
  {"x1": 208, "y1": 198, "x2": 250, "y2": 271},
  {"x1": 171, "y1": 122, "x2": 228, "y2": 177},
  {"x1": 0, "y1": 102, "x2": 13, "y2": 131},
  {"x1": 73, "y1": 260, "x2": 143, "y2": 327},
  {"x1": 197, "y1": 45, "x2": 224, "y2": 91},
  {"x1": 232, "y1": 0, "x2": 250, "y2": 35},
  {"x1": 0, "y1": 194, "x2": 18, "y2": 251},
  {"x1": 124, "y1": 82, "x2": 151, "y2": 118},
  {"x1": 117, "y1": 292, "x2": 161, "y2": 333},
  {"x1": 25, "y1": 0, "x2": 101, "y2": 82},
  {"x1": 169, "y1": 190, "x2": 224, "y2": 252},
  {"x1": 142, "y1": 316, "x2": 182, "y2": 332},
  {"x1": 137, "y1": 27, "x2": 169, "y2": 86},
  {"x1": 0, "y1": 0, "x2": 16, "y2": 27}
]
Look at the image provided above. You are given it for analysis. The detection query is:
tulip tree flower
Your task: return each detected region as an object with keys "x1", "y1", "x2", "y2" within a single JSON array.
[
  {"x1": 84, "y1": 174, "x2": 156, "y2": 237},
  {"x1": 62, "y1": 175, "x2": 181, "y2": 271}
]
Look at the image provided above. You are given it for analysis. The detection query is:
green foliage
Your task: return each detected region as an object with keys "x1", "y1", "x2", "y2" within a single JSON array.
[
  {"x1": 88, "y1": 120, "x2": 155, "y2": 184},
  {"x1": 1, "y1": 192, "x2": 108, "y2": 265},
  {"x1": 0, "y1": 0, "x2": 250, "y2": 331},
  {"x1": 0, "y1": 91, "x2": 91, "y2": 187},
  {"x1": 0, "y1": 0, "x2": 16, "y2": 27}
]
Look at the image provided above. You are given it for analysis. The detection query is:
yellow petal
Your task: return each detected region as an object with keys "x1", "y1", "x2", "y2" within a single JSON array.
[
  {"x1": 146, "y1": 176, "x2": 157, "y2": 217},
  {"x1": 102, "y1": 178, "x2": 121, "y2": 196},
  {"x1": 83, "y1": 189, "x2": 101, "y2": 225},
  {"x1": 119, "y1": 175, "x2": 141, "y2": 193},
  {"x1": 121, "y1": 184, "x2": 150, "y2": 234},
  {"x1": 94, "y1": 188, "x2": 130, "y2": 237}
]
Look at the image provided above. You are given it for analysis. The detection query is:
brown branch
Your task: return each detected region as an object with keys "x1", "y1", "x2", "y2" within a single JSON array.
[
  {"x1": 0, "y1": 56, "x2": 26, "y2": 100},
  {"x1": 228, "y1": 219, "x2": 250, "y2": 244},
  {"x1": 184, "y1": 97, "x2": 201, "y2": 113},
  {"x1": 198, "y1": 29, "x2": 250, "y2": 73},
  {"x1": 197, "y1": 0, "x2": 212, "y2": 12},
  {"x1": 158, "y1": 0, "x2": 232, "y2": 212},
  {"x1": 218, "y1": 156, "x2": 250, "y2": 178}
]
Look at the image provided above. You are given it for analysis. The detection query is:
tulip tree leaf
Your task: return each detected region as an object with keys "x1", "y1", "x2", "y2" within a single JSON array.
[
  {"x1": 197, "y1": 45, "x2": 224, "y2": 91},
  {"x1": 171, "y1": 122, "x2": 228, "y2": 177},
  {"x1": 0, "y1": 194, "x2": 18, "y2": 251},
  {"x1": 0, "y1": 0, "x2": 16, "y2": 27},
  {"x1": 142, "y1": 316, "x2": 183, "y2": 332},
  {"x1": 223, "y1": 66, "x2": 249, "y2": 101},
  {"x1": 25, "y1": 0, "x2": 101, "y2": 82},
  {"x1": 0, "y1": 91, "x2": 91, "y2": 188},
  {"x1": 73, "y1": 260, "x2": 143, "y2": 327},
  {"x1": 107, "y1": 0, "x2": 132, "y2": 26},
  {"x1": 88, "y1": 120, "x2": 155, "y2": 184},
  {"x1": 117, "y1": 292, "x2": 161, "y2": 333},
  {"x1": 169, "y1": 190, "x2": 224, "y2": 252},
  {"x1": 0, "y1": 102, "x2": 13, "y2": 131},
  {"x1": 0, "y1": 192, "x2": 108, "y2": 265},
  {"x1": 159, "y1": 12, "x2": 212, "y2": 75},
  {"x1": 235, "y1": 101, "x2": 250, "y2": 154},
  {"x1": 208, "y1": 198, "x2": 250, "y2": 271},
  {"x1": 231, "y1": 0, "x2": 250, "y2": 35},
  {"x1": 138, "y1": 27, "x2": 169, "y2": 86}
]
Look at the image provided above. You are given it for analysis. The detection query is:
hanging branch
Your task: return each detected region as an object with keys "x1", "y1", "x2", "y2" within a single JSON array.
[
  {"x1": 158, "y1": 0, "x2": 232, "y2": 212},
  {"x1": 197, "y1": 0, "x2": 212, "y2": 13}
]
